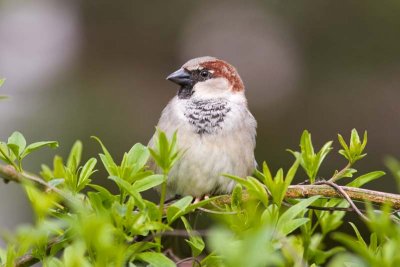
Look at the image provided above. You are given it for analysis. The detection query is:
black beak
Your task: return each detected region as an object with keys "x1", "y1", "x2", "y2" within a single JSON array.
[{"x1": 166, "y1": 68, "x2": 191, "y2": 86}]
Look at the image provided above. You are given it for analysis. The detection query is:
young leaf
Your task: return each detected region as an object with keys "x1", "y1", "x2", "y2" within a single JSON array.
[
  {"x1": 132, "y1": 174, "x2": 164, "y2": 192},
  {"x1": 338, "y1": 129, "x2": 367, "y2": 164},
  {"x1": 92, "y1": 136, "x2": 118, "y2": 175},
  {"x1": 77, "y1": 158, "x2": 97, "y2": 192},
  {"x1": 231, "y1": 183, "x2": 243, "y2": 211},
  {"x1": 137, "y1": 252, "x2": 175, "y2": 267},
  {"x1": 280, "y1": 217, "x2": 309, "y2": 235},
  {"x1": 290, "y1": 130, "x2": 332, "y2": 183},
  {"x1": 149, "y1": 129, "x2": 180, "y2": 173},
  {"x1": 276, "y1": 196, "x2": 320, "y2": 232},
  {"x1": 126, "y1": 143, "x2": 150, "y2": 173},
  {"x1": 181, "y1": 216, "x2": 205, "y2": 257},
  {"x1": 108, "y1": 176, "x2": 144, "y2": 209},
  {"x1": 166, "y1": 196, "x2": 193, "y2": 224},
  {"x1": 7, "y1": 131, "x2": 26, "y2": 157},
  {"x1": 20, "y1": 141, "x2": 59, "y2": 159},
  {"x1": 347, "y1": 171, "x2": 385, "y2": 188},
  {"x1": 67, "y1": 140, "x2": 82, "y2": 171},
  {"x1": 0, "y1": 142, "x2": 16, "y2": 165},
  {"x1": 349, "y1": 222, "x2": 367, "y2": 247}
]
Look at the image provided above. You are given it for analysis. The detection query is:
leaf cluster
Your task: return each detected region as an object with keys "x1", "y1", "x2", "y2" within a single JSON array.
[{"x1": 0, "y1": 128, "x2": 399, "y2": 267}]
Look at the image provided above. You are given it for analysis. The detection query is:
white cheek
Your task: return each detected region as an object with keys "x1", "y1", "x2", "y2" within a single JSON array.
[{"x1": 192, "y1": 78, "x2": 231, "y2": 98}]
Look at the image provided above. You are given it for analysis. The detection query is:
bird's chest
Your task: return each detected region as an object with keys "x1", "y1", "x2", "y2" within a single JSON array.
[{"x1": 183, "y1": 99, "x2": 231, "y2": 135}]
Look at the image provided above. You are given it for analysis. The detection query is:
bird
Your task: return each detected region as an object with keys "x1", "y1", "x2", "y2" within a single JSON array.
[{"x1": 148, "y1": 56, "x2": 257, "y2": 201}]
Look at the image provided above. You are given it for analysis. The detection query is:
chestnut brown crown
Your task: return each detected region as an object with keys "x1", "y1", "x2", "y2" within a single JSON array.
[
  {"x1": 167, "y1": 56, "x2": 245, "y2": 93},
  {"x1": 184, "y1": 56, "x2": 244, "y2": 92}
]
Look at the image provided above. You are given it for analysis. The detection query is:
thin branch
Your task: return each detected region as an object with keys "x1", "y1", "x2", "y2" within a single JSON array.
[
  {"x1": 176, "y1": 257, "x2": 202, "y2": 266},
  {"x1": 0, "y1": 164, "x2": 64, "y2": 196},
  {"x1": 314, "y1": 181, "x2": 369, "y2": 221},
  {"x1": 286, "y1": 184, "x2": 400, "y2": 209},
  {"x1": 329, "y1": 162, "x2": 351, "y2": 183},
  {"x1": 214, "y1": 184, "x2": 400, "y2": 209},
  {"x1": 15, "y1": 236, "x2": 63, "y2": 267},
  {"x1": 2, "y1": 163, "x2": 400, "y2": 211}
]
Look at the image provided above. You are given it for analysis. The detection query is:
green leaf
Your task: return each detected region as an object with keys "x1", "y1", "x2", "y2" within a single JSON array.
[
  {"x1": 126, "y1": 143, "x2": 150, "y2": 172},
  {"x1": 53, "y1": 155, "x2": 65, "y2": 178},
  {"x1": 77, "y1": 158, "x2": 97, "y2": 191},
  {"x1": 0, "y1": 78, "x2": 5, "y2": 87},
  {"x1": 338, "y1": 129, "x2": 368, "y2": 164},
  {"x1": 20, "y1": 141, "x2": 59, "y2": 159},
  {"x1": 0, "y1": 142, "x2": 15, "y2": 165},
  {"x1": 231, "y1": 183, "x2": 243, "y2": 210},
  {"x1": 108, "y1": 176, "x2": 144, "y2": 209},
  {"x1": 7, "y1": 131, "x2": 26, "y2": 157},
  {"x1": 149, "y1": 129, "x2": 180, "y2": 173},
  {"x1": 92, "y1": 136, "x2": 118, "y2": 175},
  {"x1": 67, "y1": 140, "x2": 82, "y2": 171},
  {"x1": 280, "y1": 217, "x2": 309, "y2": 235},
  {"x1": 349, "y1": 222, "x2": 367, "y2": 247},
  {"x1": 181, "y1": 216, "x2": 205, "y2": 257},
  {"x1": 347, "y1": 171, "x2": 385, "y2": 188},
  {"x1": 285, "y1": 157, "x2": 300, "y2": 188},
  {"x1": 332, "y1": 233, "x2": 377, "y2": 264},
  {"x1": 137, "y1": 252, "x2": 175, "y2": 267},
  {"x1": 277, "y1": 196, "x2": 320, "y2": 230},
  {"x1": 338, "y1": 134, "x2": 349, "y2": 153},
  {"x1": 292, "y1": 130, "x2": 332, "y2": 183},
  {"x1": 350, "y1": 129, "x2": 361, "y2": 152},
  {"x1": 224, "y1": 174, "x2": 269, "y2": 206},
  {"x1": 132, "y1": 174, "x2": 164, "y2": 192},
  {"x1": 166, "y1": 196, "x2": 193, "y2": 224}
]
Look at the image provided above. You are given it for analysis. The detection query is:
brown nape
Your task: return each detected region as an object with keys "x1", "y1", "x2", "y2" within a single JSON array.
[{"x1": 200, "y1": 60, "x2": 244, "y2": 92}]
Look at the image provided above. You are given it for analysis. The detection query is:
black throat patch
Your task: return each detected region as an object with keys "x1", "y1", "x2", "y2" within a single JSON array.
[
  {"x1": 184, "y1": 99, "x2": 231, "y2": 135},
  {"x1": 178, "y1": 85, "x2": 194, "y2": 99}
]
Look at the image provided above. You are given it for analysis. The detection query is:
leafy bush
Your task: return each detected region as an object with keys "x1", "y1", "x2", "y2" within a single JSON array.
[{"x1": 2, "y1": 80, "x2": 400, "y2": 266}]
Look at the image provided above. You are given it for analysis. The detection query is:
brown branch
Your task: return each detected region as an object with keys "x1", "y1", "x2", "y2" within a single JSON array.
[
  {"x1": 3, "y1": 162, "x2": 398, "y2": 211},
  {"x1": 215, "y1": 184, "x2": 400, "y2": 209},
  {"x1": 2, "y1": 162, "x2": 400, "y2": 210},
  {"x1": 0, "y1": 164, "x2": 66, "y2": 197},
  {"x1": 314, "y1": 181, "x2": 369, "y2": 221},
  {"x1": 15, "y1": 236, "x2": 63, "y2": 267}
]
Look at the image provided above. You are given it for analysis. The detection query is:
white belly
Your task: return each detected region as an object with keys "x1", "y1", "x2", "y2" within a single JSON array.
[
  {"x1": 168, "y1": 131, "x2": 254, "y2": 197},
  {"x1": 150, "y1": 95, "x2": 257, "y2": 197}
]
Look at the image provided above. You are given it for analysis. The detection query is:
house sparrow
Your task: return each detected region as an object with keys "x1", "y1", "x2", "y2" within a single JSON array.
[{"x1": 149, "y1": 56, "x2": 257, "y2": 199}]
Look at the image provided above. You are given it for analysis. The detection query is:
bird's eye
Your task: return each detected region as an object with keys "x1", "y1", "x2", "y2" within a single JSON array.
[{"x1": 200, "y1": 70, "x2": 209, "y2": 78}]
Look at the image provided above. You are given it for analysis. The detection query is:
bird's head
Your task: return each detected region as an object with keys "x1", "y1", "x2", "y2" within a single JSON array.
[{"x1": 166, "y1": 56, "x2": 244, "y2": 99}]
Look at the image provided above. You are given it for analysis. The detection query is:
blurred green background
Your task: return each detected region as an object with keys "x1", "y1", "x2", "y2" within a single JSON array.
[{"x1": 1, "y1": 0, "x2": 400, "y2": 235}]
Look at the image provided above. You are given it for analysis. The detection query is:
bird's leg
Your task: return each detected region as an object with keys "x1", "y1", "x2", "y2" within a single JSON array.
[
  {"x1": 193, "y1": 195, "x2": 210, "y2": 204},
  {"x1": 193, "y1": 197, "x2": 202, "y2": 204}
]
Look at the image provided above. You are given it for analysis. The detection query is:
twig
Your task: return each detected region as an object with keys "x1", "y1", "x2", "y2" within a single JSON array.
[
  {"x1": 329, "y1": 162, "x2": 351, "y2": 183},
  {"x1": 15, "y1": 236, "x2": 63, "y2": 267},
  {"x1": 214, "y1": 184, "x2": 400, "y2": 209},
  {"x1": 0, "y1": 165, "x2": 64, "y2": 196},
  {"x1": 314, "y1": 181, "x2": 369, "y2": 221},
  {"x1": 286, "y1": 184, "x2": 400, "y2": 209},
  {"x1": 176, "y1": 257, "x2": 202, "y2": 266},
  {"x1": 197, "y1": 207, "x2": 237, "y2": 215}
]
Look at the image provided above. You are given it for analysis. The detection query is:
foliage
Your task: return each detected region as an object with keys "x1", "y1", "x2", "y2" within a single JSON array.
[{"x1": 0, "y1": 128, "x2": 399, "y2": 267}]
